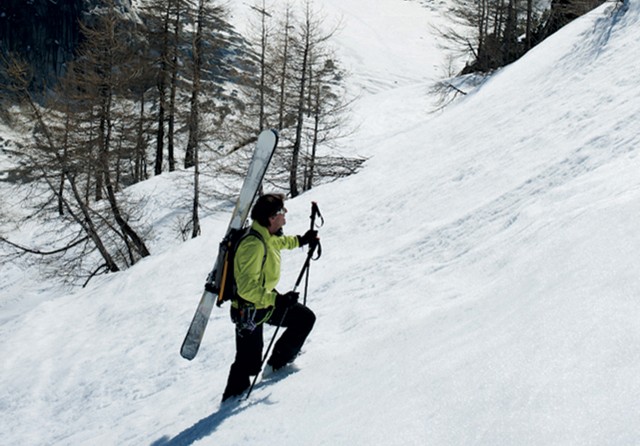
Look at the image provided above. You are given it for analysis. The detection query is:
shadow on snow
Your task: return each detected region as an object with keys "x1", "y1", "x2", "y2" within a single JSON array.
[{"x1": 150, "y1": 396, "x2": 270, "y2": 446}]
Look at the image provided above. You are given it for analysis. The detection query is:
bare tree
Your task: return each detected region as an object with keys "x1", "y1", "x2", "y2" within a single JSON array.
[
  {"x1": 287, "y1": 1, "x2": 340, "y2": 197},
  {"x1": 166, "y1": 0, "x2": 184, "y2": 173},
  {"x1": 186, "y1": 0, "x2": 207, "y2": 238},
  {"x1": 276, "y1": 5, "x2": 295, "y2": 131},
  {"x1": 234, "y1": 0, "x2": 358, "y2": 196},
  {"x1": 2, "y1": 55, "x2": 121, "y2": 276},
  {"x1": 146, "y1": 0, "x2": 179, "y2": 175},
  {"x1": 1, "y1": 2, "x2": 153, "y2": 283},
  {"x1": 184, "y1": 0, "x2": 248, "y2": 237},
  {"x1": 75, "y1": 4, "x2": 151, "y2": 259},
  {"x1": 302, "y1": 57, "x2": 354, "y2": 192}
]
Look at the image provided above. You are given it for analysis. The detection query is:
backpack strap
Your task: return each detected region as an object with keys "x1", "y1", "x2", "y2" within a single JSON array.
[
  {"x1": 240, "y1": 228, "x2": 267, "y2": 270},
  {"x1": 232, "y1": 228, "x2": 267, "y2": 299}
]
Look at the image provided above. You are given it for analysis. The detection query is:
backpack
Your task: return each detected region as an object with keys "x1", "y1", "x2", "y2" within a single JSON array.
[{"x1": 214, "y1": 227, "x2": 266, "y2": 307}]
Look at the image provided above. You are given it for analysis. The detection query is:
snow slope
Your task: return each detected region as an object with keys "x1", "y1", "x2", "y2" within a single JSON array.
[{"x1": 2, "y1": 0, "x2": 640, "y2": 445}]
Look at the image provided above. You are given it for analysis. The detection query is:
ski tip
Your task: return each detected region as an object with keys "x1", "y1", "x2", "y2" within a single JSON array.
[{"x1": 260, "y1": 128, "x2": 278, "y2": 145}]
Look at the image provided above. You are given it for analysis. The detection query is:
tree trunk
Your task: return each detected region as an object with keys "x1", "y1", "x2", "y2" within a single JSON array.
[
  {"x1": 134, "y1": 90, "x2": 146, "y2": 182},
  {"x1": 277, "y1": 7, "x2": 292, "y2": 131},
  {"x1": 154, "y1": 0, "x2": 172, "y2": 176},
  {"x1": 304, "y1": 84, "x2": 320, "y2": 192},
  {"x1": 188, "y1": 0, "x2": 204, "y2": 238},
  {"x1": 184, "y1": 0, "x2": 203, "y2": 170},
  {"x1": 291, "y1": 27, "x2": 310, "y2": 198},
  {"x1": 66, "y1": 172, "x2": 120, "y2": 272},
  {"x1": 167, "y1": 0, "x2": 181, "y2": 172},
  {"x1": 526, "y1": 0, "x2": 533, "y2": 50}
]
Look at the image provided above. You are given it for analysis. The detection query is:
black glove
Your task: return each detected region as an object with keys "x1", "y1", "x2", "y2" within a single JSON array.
[
  {"x1": 297, "y1": 229, "x2": 318, "y2": 247},
  {"x1": 276, "y1": 291, "x2": 299, "y2": 308}
]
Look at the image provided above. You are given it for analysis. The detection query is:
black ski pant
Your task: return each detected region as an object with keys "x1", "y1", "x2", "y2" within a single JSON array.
[{"x1": 222, "y1": 302, "x2": 316, "y2": 400}]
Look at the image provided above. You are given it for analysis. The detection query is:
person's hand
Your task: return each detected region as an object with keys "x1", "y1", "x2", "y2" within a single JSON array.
[
  {"x1": 297, "y1": 229, "x2": 318, "y2": 247},
  {"x1": 276, "y1": 291, "x2": 299, "y2": 308}
]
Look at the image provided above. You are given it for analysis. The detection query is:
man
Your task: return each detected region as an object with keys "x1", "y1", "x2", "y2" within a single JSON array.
[{"x1": 222, "y1": 193, "x2": 317, "y2": 402}]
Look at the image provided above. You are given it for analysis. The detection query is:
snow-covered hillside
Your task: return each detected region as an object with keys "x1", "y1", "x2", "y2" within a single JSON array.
[{"x1": 2, "y1": 0, "x2": 640, "y2": 445}]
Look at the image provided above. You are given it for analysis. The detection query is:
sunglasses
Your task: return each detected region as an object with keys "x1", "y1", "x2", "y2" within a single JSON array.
[{"x1": 274, "y1": 207, "x2": 287, "y2": 216}]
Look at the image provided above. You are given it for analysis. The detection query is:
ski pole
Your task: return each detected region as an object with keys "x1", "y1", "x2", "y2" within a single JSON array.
[
  {"x1": 245, "y1": 202, "x2": 322, "y2": 399},
  {"x1": 301, "y1": 202, "x2": 323, "y2": 305},
  {"x1": 245, "y1": 305, "x2": 289, "y2": 399},
  {"x1": 245, "y1": 251, "x2": 316, "y2": 400}
]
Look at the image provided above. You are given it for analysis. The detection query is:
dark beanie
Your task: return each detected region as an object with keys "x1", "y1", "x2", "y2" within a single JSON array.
[{"x1": 251, "y1": 193, "x2": 285, "y2": 227}]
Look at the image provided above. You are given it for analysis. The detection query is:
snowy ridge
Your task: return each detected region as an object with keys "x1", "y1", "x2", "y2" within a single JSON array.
[{"x1": 2, "y1": 0, "x2": 640, "y2": 445}]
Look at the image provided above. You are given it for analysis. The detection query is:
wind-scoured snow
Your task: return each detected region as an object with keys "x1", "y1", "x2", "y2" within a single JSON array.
[{"x1": 2, "y1": 0, "x2": 640, "y2": 445}]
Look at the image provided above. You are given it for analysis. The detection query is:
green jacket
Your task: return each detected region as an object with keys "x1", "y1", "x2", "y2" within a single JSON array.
[{"x1": 234, "y1": 220, "x2": 300, "y2": 309}]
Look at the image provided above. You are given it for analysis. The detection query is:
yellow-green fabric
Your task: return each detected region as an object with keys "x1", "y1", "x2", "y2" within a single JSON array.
[{"x1": 233, "y1": 220, "x2": 299, "y2": 309}]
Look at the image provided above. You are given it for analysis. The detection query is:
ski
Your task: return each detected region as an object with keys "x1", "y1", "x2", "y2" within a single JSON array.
[{"x1": 180, "y1": 129, "x2": 278, "y2": 361}]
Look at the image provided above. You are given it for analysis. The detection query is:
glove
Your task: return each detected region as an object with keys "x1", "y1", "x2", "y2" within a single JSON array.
[
  {"x1": 275, "y1": 291, "x2": 299, "y2": 308},
  {"x1": 297, "y1": 229, "x2": 318, "y2": 247}
]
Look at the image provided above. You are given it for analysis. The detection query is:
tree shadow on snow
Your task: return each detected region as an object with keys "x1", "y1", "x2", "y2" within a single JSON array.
[{"x1": 150, "y1": 396, "x2": 270, "y2": 446}]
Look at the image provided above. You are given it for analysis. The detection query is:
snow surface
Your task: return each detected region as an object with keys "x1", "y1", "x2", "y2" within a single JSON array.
[{"x1": 2, "y1": 0, "x2": 640, "y2": 444}]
